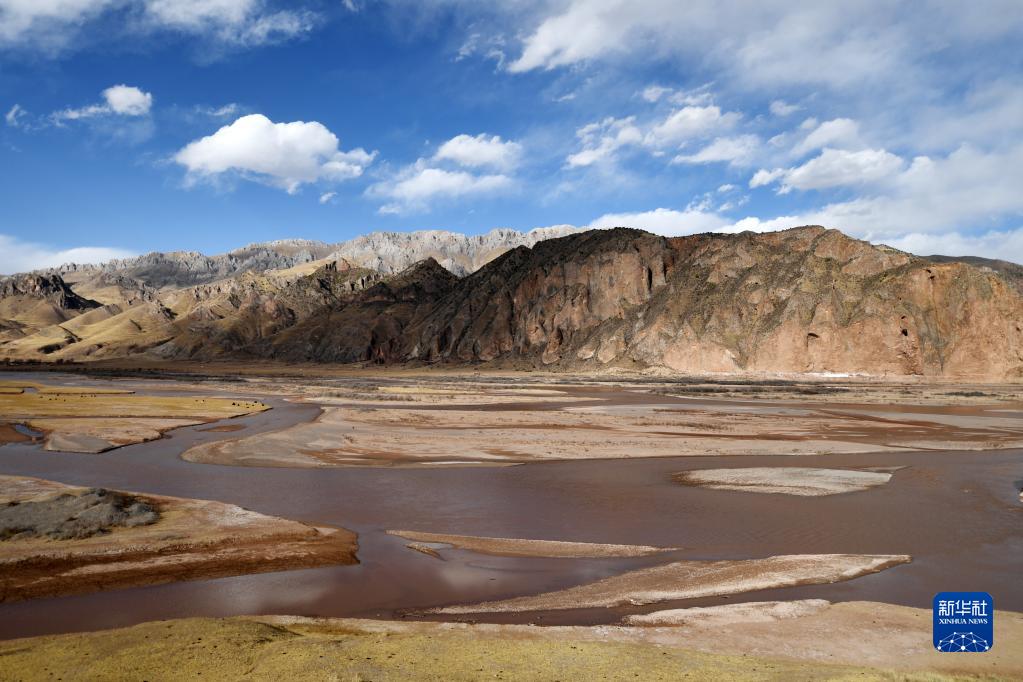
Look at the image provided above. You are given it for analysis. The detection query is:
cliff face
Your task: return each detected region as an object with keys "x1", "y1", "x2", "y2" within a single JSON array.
[
  {"x1": 3, "y1": 226, "x2": 1022, "y2": 378},
  {"x1": 400, "y1": 229, "x2": 674, "y2": 364},
  {"x1": 614, "y1": 228, "x2": 1023, "y2": 377}
]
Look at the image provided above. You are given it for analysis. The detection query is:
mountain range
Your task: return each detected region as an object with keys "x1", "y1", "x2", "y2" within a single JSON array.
[{"x1": 2, "y1": 225, "x2": 1021, "y2": 378}]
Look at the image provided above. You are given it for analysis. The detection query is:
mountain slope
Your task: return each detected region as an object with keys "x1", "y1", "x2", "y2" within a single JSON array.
[
  {"x1": 3, "y1": 226, "x2": 1022, "y2": 378},
  {"x1": 42, "y1": 227, "x2": 579, "y2": 288}
]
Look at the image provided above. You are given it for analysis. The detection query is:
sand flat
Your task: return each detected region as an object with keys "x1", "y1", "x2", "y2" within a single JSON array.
[
  {"x1": 624, "y1": 599, "x2": 832, "y2": 626},
  {"x1": 673, "y1": 467, "x2": 893, "y2": 496},
  {"x1": 388, "y1": 530, "x2": 679, "y2": 558},
  {"x1": 0, "y1": 381, "x2": 269, "y2": 454},
  {"x1": 429, "y1": 553, "x2": 911, "y2": 614},
  {"x1": 180, "y1": 380, "x2": 1023, "y2": 467},
  {"x1": 0, "y1": 475, "x2": 358, "y2": 602}
]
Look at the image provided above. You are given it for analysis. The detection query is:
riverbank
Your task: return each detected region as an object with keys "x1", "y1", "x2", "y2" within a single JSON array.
[
  {"x1": 0, "y1": 475, "x2": 358, "y2": 602},
  {"x1": 2, "y1": 602, "x2": 1021, "y2": 680}
]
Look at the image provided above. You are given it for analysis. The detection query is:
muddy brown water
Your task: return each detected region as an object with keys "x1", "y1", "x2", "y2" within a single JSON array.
[{"x1": 0, "y1": 374, "x2": 1020, "y2": 640}]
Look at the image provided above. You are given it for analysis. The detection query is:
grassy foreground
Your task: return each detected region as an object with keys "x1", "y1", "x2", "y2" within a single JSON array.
[{"x1": 0, "y1": 617, "x2": 985, "y2": 681}]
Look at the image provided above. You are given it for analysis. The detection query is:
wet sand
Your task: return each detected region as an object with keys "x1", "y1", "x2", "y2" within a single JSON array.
[
  {"x1": 0, "y1": 372, "x2": 1019, "y2": 644},
  {"x1": 181, "y1": 382, "x2": 1023, "y2": 466},
  {"x1": 428, "y1": 554, "x2": 910, "y2": 614},
  {"x1": 674, "y1": 467, "x2": 894, "y2": 496},
  {"x1": 0, "y1": 376, "x2": 268, "y2": 453},
  {"x1": 388, "y1": 530, "x2": 680, "y2": 558}
]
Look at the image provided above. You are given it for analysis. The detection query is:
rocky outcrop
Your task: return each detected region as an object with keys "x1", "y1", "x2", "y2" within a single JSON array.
[
  {"x1": 266, "y1": 258, "x2": 460, "y2": 363},
  {"x1": 401, "y1": 229, "x2": 673, "y2": 364},
  {"x1": 0, "y1": 274, "x2": 99, "y2": 313},
  {"x1": 925, "y1": 254, "x2": 1023, "y2": 294},
  {"x1": 326, "y1": 226, "x2": 579, "y2": 276}
]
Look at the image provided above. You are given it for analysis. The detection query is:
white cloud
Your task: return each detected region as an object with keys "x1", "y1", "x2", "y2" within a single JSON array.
[
  {"x1": 769, "y1": 99, "x2": 800, "y2": 116},
  {"x1": 504, "y1": 1, "x2": 1023, "y2": 93},
  {"x1": 5, "y1": 103, "x2": 27, "y2": 127},
  {"x1": 749, "y1": 168, "x2": 784, "y2": 188},
  {"x1": 729, "y1": 143, "x2": 1023, "y2": 246},
  {"x1": 434, "y1": 133, "x2": 522, "y2": 171},
  {"x1": 567, "y1": 103, "x2": 741, "y2": 167},
  {"x1": 588, "y1": 207, "x2": 728, "y2": 236},
  {"x1": 767, "y1": 147, "x2": 905, "y2": 193},
  {"x1": 641, "y1": 85, "x2": 671, "y2": 102},
  {"x1": 880, "y1": 229, "x2": 1023, "y2": 263},
  {"x1": 0, "y1": 234, "x2": 134, "y2": 275},
  {"x1": 196, "y1": 103, "x2": 240, "y2": 118},
  {"x1": 319, "y1": 191, "x2": 337, "y2": 204},
  {"x1": 102, "y1": 84, "x2": 152, "y2": 115},
  {"x1": 174, "y1": 113, "x2": 375, "y2": 194},
  {"x1": 672, "y1": 134, "x2": 759, "y2": 166},
  {"x1": 52, "y1": 84, "x2": 153, "y2": 123},
  {"x1": 368, "y1": 161, "x2": 513, "y2": 214},
  {"x1": 793, "y1": 117, "x2": 860, "y2": 156},
  {"x1": 645, "y1": 105, "x2": 739, "y2": 147},
  {"x1": 0, "y1": 0, "x2": 314, "y2": 52},
  {"x1": 566, "y1": 116, "x2": 642, "y2": 167}
]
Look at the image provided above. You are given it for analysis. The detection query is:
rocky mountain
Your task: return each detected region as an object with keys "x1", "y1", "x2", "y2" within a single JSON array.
[
  {"x1": 43, "y1": 227, "x2": 579, "y2": 289},
  {"x1": 54, "y1": 240, "x2": 337, "y2": 289},
  {"x1": 325, "y1": 226, "x2": 578, "y2": 276},
  {"x1": 3, "y1": 226, "x2": 1022, "y2": 378}
]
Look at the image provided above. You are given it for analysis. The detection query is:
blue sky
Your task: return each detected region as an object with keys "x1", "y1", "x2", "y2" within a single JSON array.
[{"x1": 2, "y1": 1, "x2": 1023, "y2": 273}]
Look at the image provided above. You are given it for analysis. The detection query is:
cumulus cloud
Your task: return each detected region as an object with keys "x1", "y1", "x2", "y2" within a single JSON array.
[
  {"x1": 588, "y1": 207, "x2": 728, "y2": 236},
  {"x1": 434, "y1": 133, "x2": 522, "y2": 171},
  {"x1": 0, "y1": 0, "x2": 315, "y2": 53},
  {"x1": 0, "y1": 233, "x2": 134, "y2": 275},
  {"x1": 754, "y1": 147, "x2": 905, "y2": 194},
  {"x1": 174, "y1": 113, "x2": 375, "y2": 193},
  {"x1": 368, "y1": 161, "x2": 512, "y2": 215},
  {"x1": 366, "y1": 132, "x2": 522, "y2": 213},
  {"x1": 52, "y1": 84, "x2": 153, "y2": 123},
  {"x1": 672, "y1": 134, "x2": 759, "y2": 166},
  {"x1": 645, "y1": 105, "x2": 739, "y2": 147},
  {"x1": 792, "y1": 117, "x2": 860, "y2": 156},
  {"x1": 730, "y1": 143, "x2": 1023, "y2": 244},
  {"x1": 880, "y1": 228, "x2": 1023, "y2": 263},
  {"x1": 319, "y1": 191, "x2": 337, "y2": 204}
]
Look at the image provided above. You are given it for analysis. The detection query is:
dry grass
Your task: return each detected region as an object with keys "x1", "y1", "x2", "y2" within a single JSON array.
[
  {"x1": 0, "y1": 615, "x2": 972, "y2": 682},
  {"x1": 0, "y1": 390, "x2": 267, "y2": 419}
]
